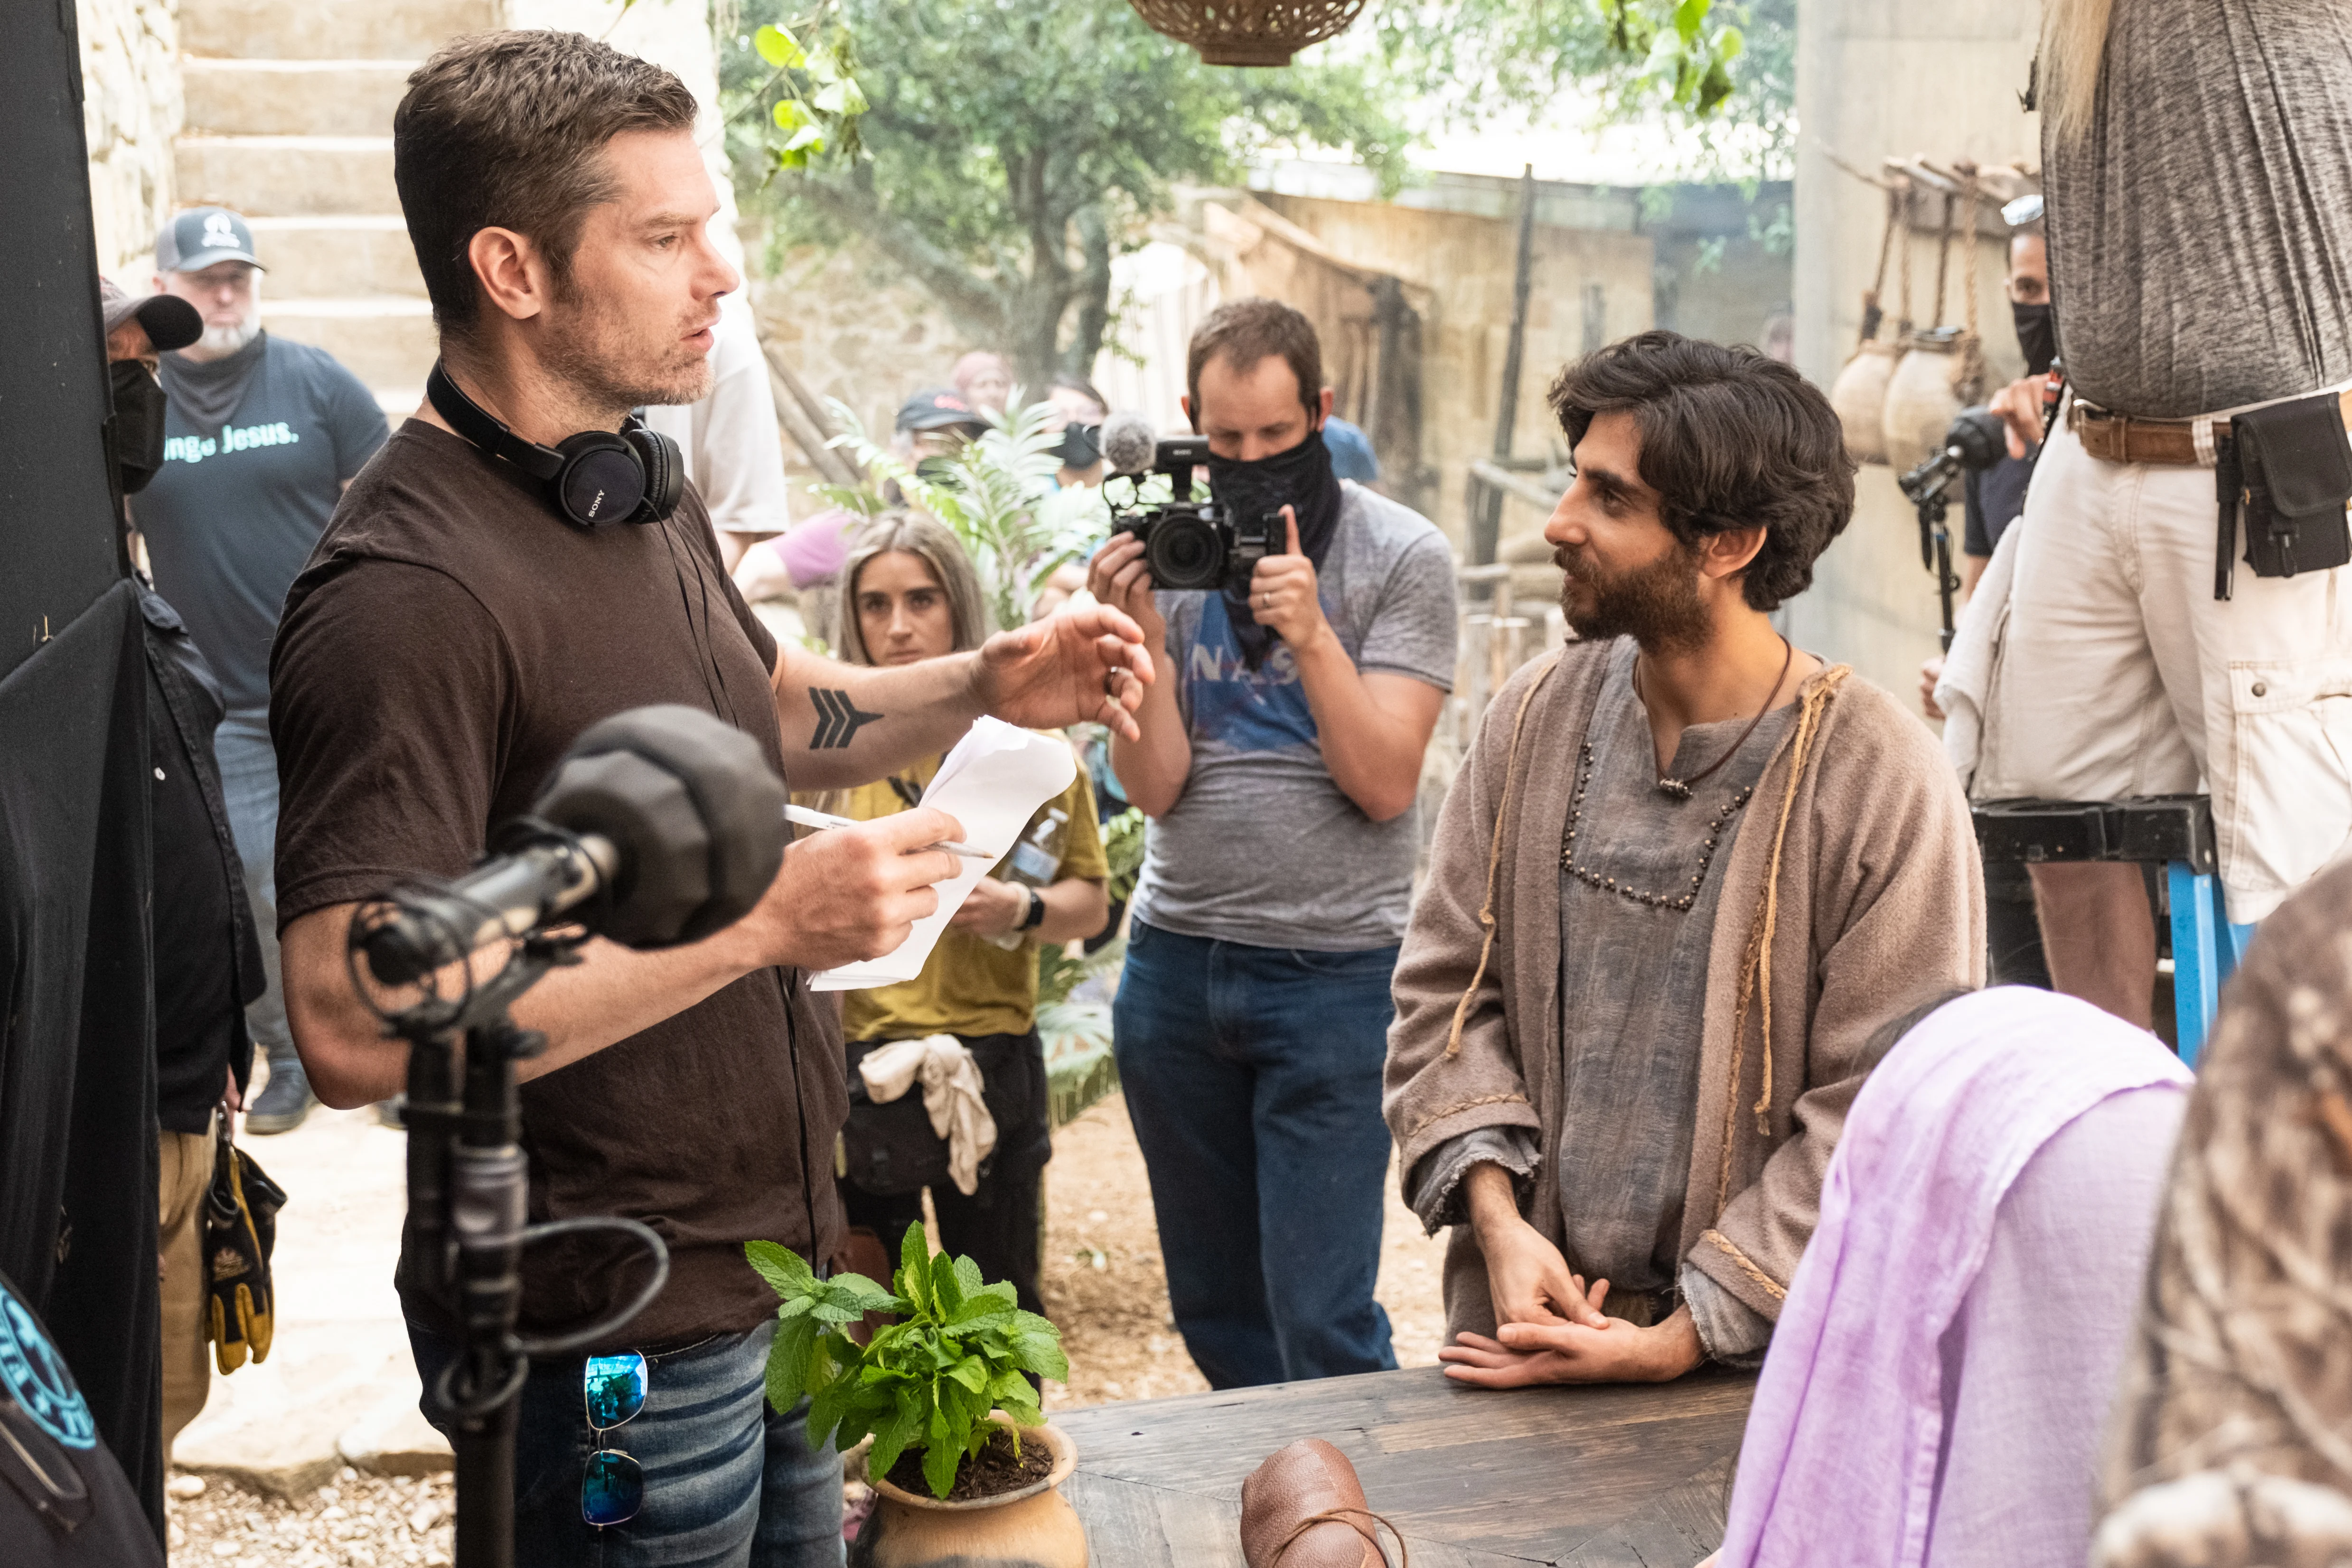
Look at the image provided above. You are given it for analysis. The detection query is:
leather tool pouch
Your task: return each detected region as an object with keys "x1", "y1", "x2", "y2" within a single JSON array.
[{"x1": 2230, "y1": 393, "x2": 2352, "y2": 583}]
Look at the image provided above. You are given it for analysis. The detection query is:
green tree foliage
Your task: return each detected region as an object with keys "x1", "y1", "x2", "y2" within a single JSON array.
[
  {"x1": 720, "y1": 0, "x2": 1791, "y2": 381},
  {"x1": 749, "y1": 1223, "x2": 1069, "y2": 1500},
  {"x1": 1365, "y1": 0, "x2": 1794, "y2": 174},
  {"x1": 722, "y1": 0, "x2": 1411, "y2": 388}
]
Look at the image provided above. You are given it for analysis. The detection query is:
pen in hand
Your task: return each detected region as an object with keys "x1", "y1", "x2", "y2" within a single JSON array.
[{"x1": 783, "y1": 803, "x2": 994, "y2": 860}]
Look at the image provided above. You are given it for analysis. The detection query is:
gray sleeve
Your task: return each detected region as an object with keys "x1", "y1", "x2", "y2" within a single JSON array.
[
  {"x1": 1403, "y1": 1125, "x2": 1539, "y2": 1236},
  {"x1": 1357, "y1": 528, "x2": 1458, "y2": 691},
  {"x1": 1681, "y1": 1263, "x2": 1773, "y2": 1367},
  {"x1": 321, "y1": 358, "x2": 390, "y2": 482}
]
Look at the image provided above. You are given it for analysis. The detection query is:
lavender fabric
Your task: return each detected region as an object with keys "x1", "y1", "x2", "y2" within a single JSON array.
[{"x1": 1716, "y1": 986, "x2": 2193, "y2": 1568}]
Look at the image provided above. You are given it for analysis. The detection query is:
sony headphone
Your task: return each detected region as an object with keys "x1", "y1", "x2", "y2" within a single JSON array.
[{"x1": 426, "y1": 361, "x2": 684, "y2": 529}]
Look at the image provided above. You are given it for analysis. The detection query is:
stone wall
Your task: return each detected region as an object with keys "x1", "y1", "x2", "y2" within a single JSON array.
[
  {"x1": 78, "y1": 0, "x2": 181, "y2": 281},
  {"x1": 750, "y1": 243, "x2": 989, "y2": 485}
]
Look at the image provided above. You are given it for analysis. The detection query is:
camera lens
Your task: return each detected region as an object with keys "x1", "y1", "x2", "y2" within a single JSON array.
[{"x1": 1146, "y1": 515, "x2": 1224, "y2": 591}]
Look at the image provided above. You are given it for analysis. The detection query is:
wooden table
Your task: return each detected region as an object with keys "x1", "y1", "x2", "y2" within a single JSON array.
[{"x1": 1054, "y1": 1364, "x2": 1755, "y2": 1567}]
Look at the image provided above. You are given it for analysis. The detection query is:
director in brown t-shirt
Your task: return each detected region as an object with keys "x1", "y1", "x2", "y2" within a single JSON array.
[{"x1": 269, "y1": 33, "x2": 1150, "y2": 1564}]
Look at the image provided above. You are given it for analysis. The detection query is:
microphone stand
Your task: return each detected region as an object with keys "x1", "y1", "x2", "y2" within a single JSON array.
[
  {"x1": 1898, "y1": 452, "x2": 1965, "y2": 653},
  {"x1": 1913, "y1": 480, "x2": 1960, "y2": 653},
  {"x1": 385, "y1": 934, "x2": 571, "y2": 1568}
]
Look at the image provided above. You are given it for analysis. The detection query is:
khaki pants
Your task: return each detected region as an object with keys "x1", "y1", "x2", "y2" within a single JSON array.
[
  {"x1": 159, "y1": 1120, "x2": 216, "y2": 1454},
  {"x1": 1968, "y1": 417, "x2": 2352, "y2": 923}
]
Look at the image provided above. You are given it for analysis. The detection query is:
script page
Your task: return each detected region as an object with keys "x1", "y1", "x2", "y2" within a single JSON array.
[{"x1": 809, "y1": 717, "x2": 1078, "y2": 991}]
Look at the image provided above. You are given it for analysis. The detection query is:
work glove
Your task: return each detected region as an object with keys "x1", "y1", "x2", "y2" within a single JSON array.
[{"x1": 204, "y1": 1107, "x2": 287, "y2": 1373}]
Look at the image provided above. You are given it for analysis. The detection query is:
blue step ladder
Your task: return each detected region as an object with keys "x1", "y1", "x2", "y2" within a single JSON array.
[{"x1": 1973, "y1": 796, "x2": 2257, "y2": 1066}]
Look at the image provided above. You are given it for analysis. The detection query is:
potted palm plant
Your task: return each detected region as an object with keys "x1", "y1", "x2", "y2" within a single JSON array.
[{"x1": 749, "y1": 1223, "x2": 1086, "y2": 1567}]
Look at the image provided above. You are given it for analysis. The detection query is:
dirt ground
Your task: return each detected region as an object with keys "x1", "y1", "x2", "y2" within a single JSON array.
[
  {"x1": 1039, "y1": 1089, "x2": 1448, "y2": 1408},
  {"x1": 167, "y1": 1087, "x2": 1445, "y2": 1558}
]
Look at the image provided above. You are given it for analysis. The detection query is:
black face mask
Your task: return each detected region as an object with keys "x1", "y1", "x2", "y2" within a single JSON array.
[
  {"x1": 1057, "y1": 422, "x2": 1101, "y2": 470},
  {"x1": 1206, "y1": 423, "x2": 1345, "y2": 670},
  {"x1": 107, "y1": 359, "x2": 169, "y2": 495},
  {"x1": 2012, "y1": 300, "x2": 2056, "y2": 378}
]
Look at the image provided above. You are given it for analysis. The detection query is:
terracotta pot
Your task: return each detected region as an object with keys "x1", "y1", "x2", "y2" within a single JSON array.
[
  {"x1": 850, "y1": 1416, "x2": 1087, "y2": 1568},
  {"x1": 1828, "y1": 338, "x2": 1897, "y2": 465},
  {"x1": 1882, "y1": 331, "x2": 1973, "y2": 473}
]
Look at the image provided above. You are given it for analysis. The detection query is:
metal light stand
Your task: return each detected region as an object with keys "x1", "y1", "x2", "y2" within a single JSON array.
[{"x1": 382, "y1": 933, "x2": 574, "y2": 1568}]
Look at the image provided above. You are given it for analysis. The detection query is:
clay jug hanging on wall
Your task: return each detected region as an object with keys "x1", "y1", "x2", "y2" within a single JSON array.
[
  {"x1": 1882, "y1": 329, "x2": 1969, "y2": 473},
  {"x1": 1830, "y1": 340, "x2": 1898, "y2": 464},
  {"x1": 1827, "y1": 178, "x2": 1912, "y2": 465}
]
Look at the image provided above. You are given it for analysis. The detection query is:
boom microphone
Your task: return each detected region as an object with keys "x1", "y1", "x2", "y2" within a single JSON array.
[
  {"x1": 359, "y1": 704, "x2": 787, "y2": 986},
  {"x1": 1099, "y1": 411, "x2": 1159, "y2": 478}
]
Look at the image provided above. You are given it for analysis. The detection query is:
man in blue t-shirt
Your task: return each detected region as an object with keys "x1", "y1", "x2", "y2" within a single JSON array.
[
  {"x1": 1088, "y1": 299, "x2": 1458, "y2": 1388},
  {"x1": 130, "y1": 207, "x2": 390, "y2": 1134}
]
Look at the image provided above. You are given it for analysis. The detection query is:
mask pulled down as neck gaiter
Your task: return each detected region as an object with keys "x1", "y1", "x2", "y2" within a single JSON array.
[
  {"x1": 107, "y1": 360, "x2": 169, "y2": 495},
  {"x1": 1207, "y1": 424, "x2": 1345, "y2": 670},
  {"x1": 2012, "y1": 300, "x2": 2057, "y2": 379}
]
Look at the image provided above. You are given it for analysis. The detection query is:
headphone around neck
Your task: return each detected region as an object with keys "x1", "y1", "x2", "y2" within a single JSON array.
[{"x1": 427, "y1": 361, "x2": 683, "y2": 530}]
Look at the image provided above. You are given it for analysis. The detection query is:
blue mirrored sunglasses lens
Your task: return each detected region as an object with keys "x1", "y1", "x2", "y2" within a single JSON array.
[
  {"x1": 583, "y1": 1352, "x2": 647, "y2": 1431},
  {"x1": 582, "y1": 1449, "x2": 644, "y2": 1528}
]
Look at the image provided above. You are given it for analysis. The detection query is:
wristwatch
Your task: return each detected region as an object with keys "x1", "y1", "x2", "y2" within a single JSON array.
[{"x1": 1019, "y1": 885, "x2": 1047, "y2": 930}]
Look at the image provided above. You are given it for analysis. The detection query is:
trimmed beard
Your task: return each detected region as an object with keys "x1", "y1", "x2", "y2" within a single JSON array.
[
  {"x1": 538, "y1": 270, "x2": 716, "y2": 412},
  {"x1": 1556, "y1": 538, "x2": 1710, "y2": 653}
]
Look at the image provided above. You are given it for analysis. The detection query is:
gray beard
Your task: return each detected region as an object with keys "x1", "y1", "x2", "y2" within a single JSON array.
[{"x1": 197, "y1": 320, "x2": 260, "y2": 358}]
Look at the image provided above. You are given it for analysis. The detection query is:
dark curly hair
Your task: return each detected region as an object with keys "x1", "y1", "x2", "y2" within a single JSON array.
[{"x1": 1546, "y1": 331, "x2": 1856, "y2": 612}]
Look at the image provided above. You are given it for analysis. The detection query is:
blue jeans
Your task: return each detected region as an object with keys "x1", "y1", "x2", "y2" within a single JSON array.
[
  {"x1": 213, "y1": 711, "x2": 292, "y2": 1061},
  {"x1": 410, "y1": 1320, "x2": 844, "y2": 1567},
  {"x1": 1112, "y1": 920, "x2": 1400, "y2": 1388}
]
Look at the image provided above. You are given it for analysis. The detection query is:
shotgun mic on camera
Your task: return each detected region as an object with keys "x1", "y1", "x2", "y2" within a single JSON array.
[
  {"x1": 357, "y1": 704, "x2": 787, "y2": 986},
  {"x1": 1099, "y1": 411, "x2": 1160, "y2": 478}
]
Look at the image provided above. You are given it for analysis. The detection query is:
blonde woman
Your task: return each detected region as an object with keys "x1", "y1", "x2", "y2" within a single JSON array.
[{"x1": 812, "y1": 513, "x2": 1109, "y2": 1314}]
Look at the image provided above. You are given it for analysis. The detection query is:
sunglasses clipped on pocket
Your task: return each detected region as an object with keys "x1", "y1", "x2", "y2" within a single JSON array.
[{"x1": 582, "y1": 1352, "x2": 647, "y2": 1528}]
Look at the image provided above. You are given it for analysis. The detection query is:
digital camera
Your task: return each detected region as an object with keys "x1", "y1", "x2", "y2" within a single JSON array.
[{"x1": 1108, "y1": 436, "x2": 1282, "y2": 594}]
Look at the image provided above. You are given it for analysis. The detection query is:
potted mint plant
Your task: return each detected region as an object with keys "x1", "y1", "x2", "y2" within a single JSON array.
[{"x1": 749, "y1": 1222, "x2": 1086, "y2": 1567}]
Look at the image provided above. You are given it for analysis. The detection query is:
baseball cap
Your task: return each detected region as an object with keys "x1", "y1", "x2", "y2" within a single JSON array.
[
  {"x1": 895, "y1": 387, "x2": 986, "y2": 435},
  {"x1": 157, "y1": 207, "x2": 264, "y2": 274},
  {"x1": 778, "y1": 509, "x2": 861, "y2": 589},
  {"x1": 99, "y1": 276, "x2": 202, "y2": 353},
  {"x1": 1321, "y1": 415, "x2": 1380, "y2": 483}
]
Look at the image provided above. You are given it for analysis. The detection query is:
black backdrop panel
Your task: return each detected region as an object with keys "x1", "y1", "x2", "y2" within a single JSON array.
[
  {"x1": 0, "y1": 584, "x2": 160, "y2": 1528},
  {"x1": 2, "y1": 0, "x2": 123, "y2": 679},
  {"x1": 0, "y1": 0, "x2": 167, "y2": 1537}
]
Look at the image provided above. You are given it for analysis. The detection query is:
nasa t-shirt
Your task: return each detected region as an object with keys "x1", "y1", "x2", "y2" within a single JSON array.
[{"x1": 133, "y1": 333, "x2": 389, "y2": 714}]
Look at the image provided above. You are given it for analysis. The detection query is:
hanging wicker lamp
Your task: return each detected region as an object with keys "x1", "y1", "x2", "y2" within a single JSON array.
[{"x1": 1125, "y1": 0, "x2": 1367, "y2": 66}]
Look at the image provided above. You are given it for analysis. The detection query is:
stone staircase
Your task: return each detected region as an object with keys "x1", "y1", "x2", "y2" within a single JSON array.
[{"x1": 175, "y1": 0, "x2": 492, "y2": 414}]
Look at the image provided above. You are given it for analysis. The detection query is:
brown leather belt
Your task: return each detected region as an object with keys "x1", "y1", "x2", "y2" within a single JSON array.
[{"x1": 2070, "y1": 389, "x2": 2352, "y2": 465}]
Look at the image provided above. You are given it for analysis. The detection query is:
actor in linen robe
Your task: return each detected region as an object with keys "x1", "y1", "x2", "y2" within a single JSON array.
[{"x1": 1385, "y1": 330, "x2": 1985, "y2": 1383}]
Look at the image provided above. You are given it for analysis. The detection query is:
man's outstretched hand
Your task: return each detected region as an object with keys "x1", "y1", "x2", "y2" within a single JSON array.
[
  {"x1": 973, "y1": 603, "x2": 1155, "y2": 741},
  {"x1": 1438, "y1": 1305, "x2": 1704, "y2": 1388}
]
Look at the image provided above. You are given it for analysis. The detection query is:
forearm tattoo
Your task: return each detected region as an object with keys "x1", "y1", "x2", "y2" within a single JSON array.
[{"x1": 809, "y1": 688, "x2": 883, "y2": 750}]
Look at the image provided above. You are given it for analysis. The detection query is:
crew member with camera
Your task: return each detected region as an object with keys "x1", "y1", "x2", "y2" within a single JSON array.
[
  {"x1": 1088, "y1": 298, "x2": 1456, "y2": 1389},
  {"x1": 1939, "y1": 0, "x2": 2352, "y2": 1026},
  {"x1": 1388, "y1": 333, "x2": 1981, "y2": 1388},
  {"x1": 266, "y1": 33, "x2": 1149, "y2": 1563}
]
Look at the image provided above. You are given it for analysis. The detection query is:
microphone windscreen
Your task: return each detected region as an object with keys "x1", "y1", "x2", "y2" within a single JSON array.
[
  {"x1": 1948, "y1": 405, "x2": 2008, "y2": 471},
  {"x1": 534, "y1": 704, "x2": 786, "y2": 948},
  {"x1": 1099, "y1": 411, "x2": 1159, "y2": 477}
]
